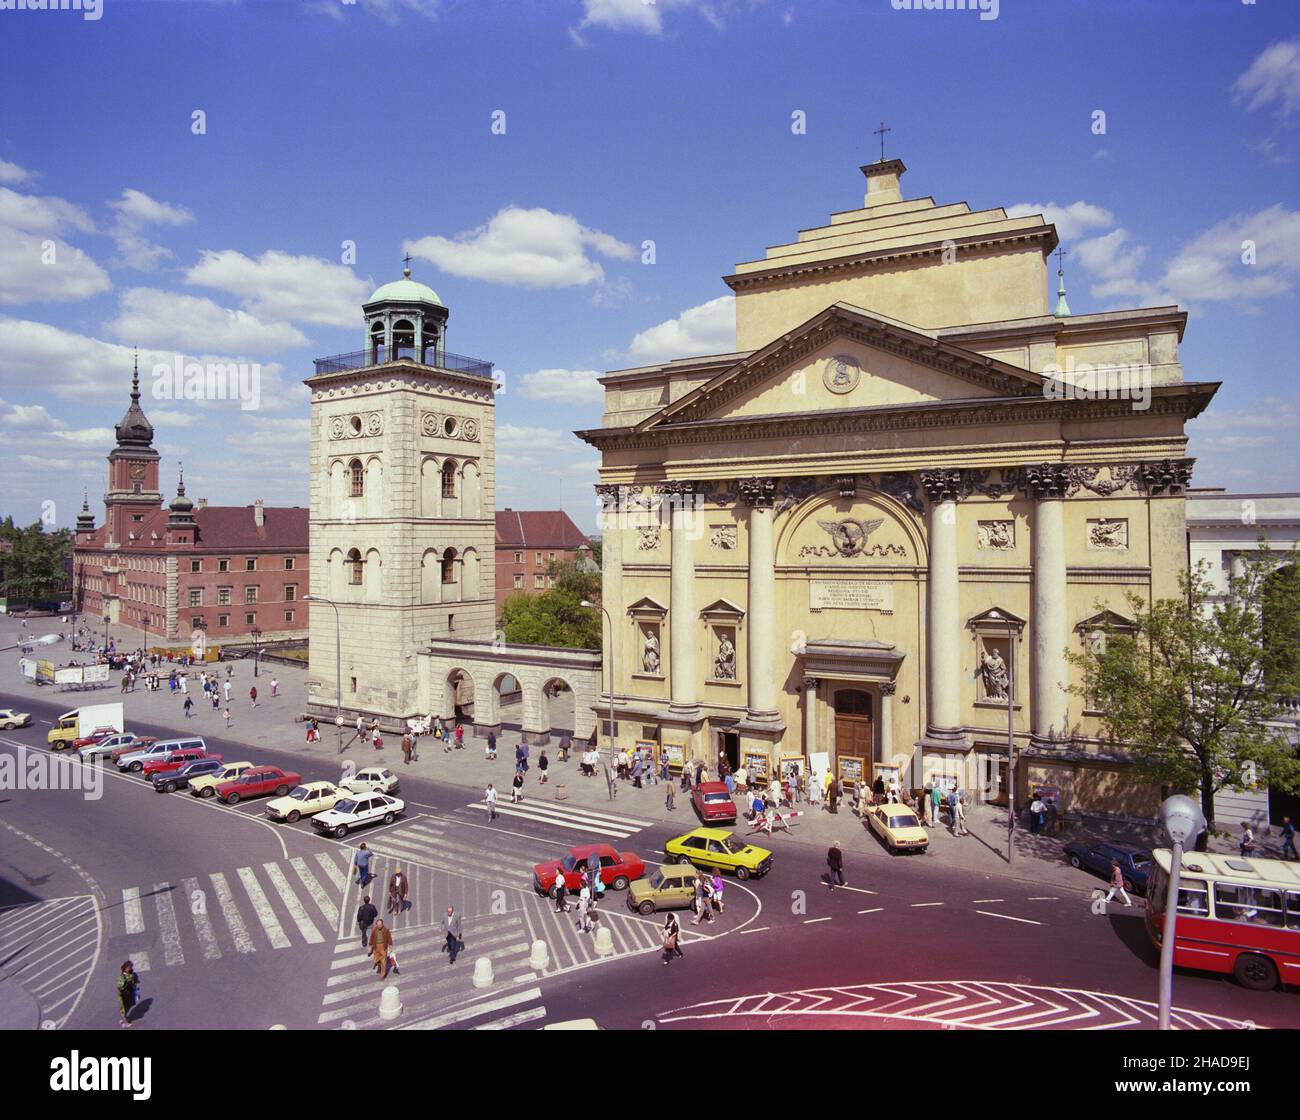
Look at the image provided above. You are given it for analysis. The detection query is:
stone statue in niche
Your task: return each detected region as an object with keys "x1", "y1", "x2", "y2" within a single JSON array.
[
  {"x1": 977, "y1": 520, "x2": 1014, "y2": 551},
  {"x1": 714, "y1": 634, "x2": 737, "y2": 680},
  {"x1": 642, "y1": 629, "x2": 661, "y2": 674},
  {"x1": 980, "y1": 647, "x2": 1010, "y2": 700}
]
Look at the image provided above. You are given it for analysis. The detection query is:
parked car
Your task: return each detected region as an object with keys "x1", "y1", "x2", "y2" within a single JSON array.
[
  {"x1": 78, "y1": 733, "x2": 155, "y2": 762},
  {"x1": 266, "y1": 782, "x2": 344, "y2": 823},
  {"x1": 866, "y1": 803, "x2": 930, "y2": 854},
  {"x1": 139, "y1": 748, "x2": 209, "y2": 779},
  {"x1": 691, "y1": 781, "x2": 738, "y2": 824},
  {"x1": 1064, "y1": 841, "x2": 1152, "y2": 895},
  {"x1": 73, "y1": 726, "x2": 127, "y2": 751},
  {"x1": 189, "y1": 761, "x2": 256, "y2": 798},
  {"x1": 0, "y1": 707, "x2": 32, "y2": 730},
  {"x1": 627, "y1": 863, "x2": 703, "y2": 915},
  {"x1": 153, "y1": 756, "x2": 225, "y2": 793},
  {"x1": 532, "y1": 843, "x2": 646, "y2": 896},
  {"x1": 664, "y1": 828, "x2": 773, "y2": 880},
  {"x1": 214, "y1": 766, "x2": 301, "y2": 805},
  {"x1": 116, "y1": 741, "x2": 185, "y2": 772},
  {"x1": 312, "y1": 793, "x2": 404, "y2": 839},
  {"x1": 340, "y1": 766, "x2": 400, "y2": 795}
]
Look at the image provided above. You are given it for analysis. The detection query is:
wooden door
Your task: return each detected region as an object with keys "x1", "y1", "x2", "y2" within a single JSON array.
[{"x1": 833, "y1": 689, "x2": 873, "y2": 786}]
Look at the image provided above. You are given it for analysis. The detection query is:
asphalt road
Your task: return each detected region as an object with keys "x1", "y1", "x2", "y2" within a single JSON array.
[{"x1": 0, "y1": 687, "x2": 1294, "y2": 1031}]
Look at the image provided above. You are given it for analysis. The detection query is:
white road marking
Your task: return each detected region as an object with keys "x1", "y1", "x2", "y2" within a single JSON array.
[
  {"x1": 469, "y1": 802, "x2": 637, "y2": 837},
  {"x1": 740, "y1": 926, "x2": 769, "y2": 934},
  {"x1": 1027, "y1": 896, "x2": 1058, "y2": 901},
  {"x1": 857, "y1": 908, "x2": 884, "y2": 915},
  {"x1": 237, "y1": 867, "x2": 291, "y2": 949},
  {"x1": 290, "y1": 857, "x2": 339, "y2": 927},
  {"x1": 804, "y1": 917, "x2": 831, "y2": 924},
  {"x1": 313, "y1": 850, "x2": 347, "y2": 891},
  {"x1": 263, "y1": 862, "x2": 324, "y2": 944},
  {"x1": 972, "y1": 898, "x2": 1005, "y2": 903},
  {"x1": 911, "y1": 902, "x2": 944, "y2": 908},
  {"x1": 181, "y1": 877, "x2": 221, "y2": 961},
  {"x1": 210, "y1": 872, "x2": 255, "y2": 954},
  {"x1": 153, "y1": 883, "x2": 185, "y2": 967},
  {"x1": 473, "y1": 1006, "x2": 547, "y2": 1030},
  {"x1": 975, "y1": 910, "x2": 1042, "y2": 926},
  {"x1": 122, "y1": 887, "x2": 144, "y2": 935},
  {"x1": 834, "y1": 885, "x2": 877, "y2": 895},
  {"x1": 133, "y1": 950, "x2": 152, "y2": 972},
  {"x1": 400, "y1": 986, "x2": 543, "y2": 1031}
]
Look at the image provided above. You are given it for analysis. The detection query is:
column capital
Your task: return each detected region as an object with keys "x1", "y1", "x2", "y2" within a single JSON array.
[
  {"x1": 738, "y1": 476, "x2": 777, "y2": 508},
  {"x1": 1021, "y1": 463, "x2": 1071, "y2": 501},
  {"x1": 655, "y1": 480, "x2": 698, "y2": 508},
  {"x1": 802, "y1": 676, "x2": 819, "y2": 691},
  {"x1": 1136, "y1": 457, "x2": 1195, "y2": 496},
  {"x1": 919, "y1": 468, "x2": 965, "y2": 504},
  {"x1": 879, "y1": 680, "x2": 897, "y2": 696}
]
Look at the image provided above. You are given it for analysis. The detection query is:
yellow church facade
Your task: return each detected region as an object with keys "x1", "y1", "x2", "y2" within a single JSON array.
[{"x1": 577, "y1": 157, "x2": 1217, "y2": 820}]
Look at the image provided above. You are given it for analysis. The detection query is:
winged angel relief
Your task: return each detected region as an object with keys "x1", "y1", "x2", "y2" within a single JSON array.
[{"x1": 800, "y1": 517, "x2": 907, "y2": 559}]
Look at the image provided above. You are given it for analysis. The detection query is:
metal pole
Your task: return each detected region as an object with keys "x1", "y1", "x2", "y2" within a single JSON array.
[
  {"x1": 603, "y1": 604, "x2": 615, "y2": 801},
  {"x1": 1157, "y1": 840, "x2": 1184, "y2": 1030},
  {"x1": 1007, "y1": 620, "x2": 1015, "y2": 865}
]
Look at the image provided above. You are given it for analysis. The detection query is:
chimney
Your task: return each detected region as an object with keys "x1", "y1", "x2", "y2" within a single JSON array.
[
  {"x1": 196, "y1": 498, "x2": 208, "y2": 510},
  {"x1": 860, "y1": 158, "x2": 907, "y2": 208},
  {"x1": 254, "y1": 499, "x2": 265, "y2": 528}
]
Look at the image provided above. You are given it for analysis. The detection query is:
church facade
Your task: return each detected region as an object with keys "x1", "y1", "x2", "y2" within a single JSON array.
[{"x1": 577, "y1": 157, "x2": 1218, "y2": 819}]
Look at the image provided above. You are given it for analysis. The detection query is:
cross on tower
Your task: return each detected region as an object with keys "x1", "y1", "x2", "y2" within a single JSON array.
[
  {"x1": 1055, "y1": 245, "x2": 1068, "y2": 275},
  {"x1": 873, "y1": 120, "x2": 891, "y2": 162},
  {"x1": 402, "y1": 252, "x2": 413, "y2": 271}
]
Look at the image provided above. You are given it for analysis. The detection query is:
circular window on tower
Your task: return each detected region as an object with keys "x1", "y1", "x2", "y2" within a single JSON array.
[
  {"x1": 442, "y1": 416, "x2": 460, "y2": 438},
  {"x1": 350, "y1": 415, "x2": 363, "y2": 436}
]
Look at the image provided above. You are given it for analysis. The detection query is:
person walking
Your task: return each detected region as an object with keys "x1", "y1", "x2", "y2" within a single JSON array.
[
  {"x1": 485, "y1": 783, "x2": 498, "y2": 822},
  {"x1": 826, "y1": 841, "x2": 845, "y2": 889},
  {"x1": 369, "y1": 919, "x2": 394, "y2": 980},
  {"x1": 270, "y1": 676, "x2": 279, "y2": 698},
  {"x1": 665, "y1": 772, "x2": 675, "y2": 811},
  {"x1": 222, "y1": 706, "x2": 232, "y2": 728},
  {"x1": 211, "y1": 691, "x2": 220, "y2": 713},
  {"x1": 117, "y1": 960, "x2": 140, "y2": 1027},
  {"x1": 353, "y1": 842, "x2": 373, "y2": 887},
  {"x1": 222, "y1": 679, "x2": 231, "y2": 702},
  {"x1": 538, "y1": 749, "x2": 549, "y2": 785},
  {"x1": 356, "y1": 895, "x2": 378, "y2": 948},
  {"x1": 576, "y1": 887, "x2": 593, "y2": 934},
  {"x1": 953, "y1": 788, "x2": 969, "y2": 836},
  {"x1": 442, "y1": 906, "x2": 463, "y2": 963},
  {"x1": 1240, "y1": 822, "x2": 1257, "y2": 858},
  {"x1": 249, "y1": 685, "x2": 258, "y2": 708},
  {"x1": 511, "y1": 769, "x2": 525, "y2": 803},
  {"x1": 1103, "y1": 860, "x2": 1134, "y2": 907},
  {"x1": 453, "y1": 724, "x2": 464, "y2": 750},
  {"x1": 691, "y1": 873, "x2": 715, "y2": 925},
  {"x1": 827, "y1": 777, "x2": 840, "y2": 815},
  {"x1": 401, "y1": 732, "x2": 413, "y2": 766},
  {"x1": 371, "y1": 727, "x2": 383, "y2": 751},
  {"x1": 486, "y1": 730, "x2": 497, "y2": 760},
  {"x1": 662, "y1": 913, "x2": 683, "y2": 965},
  {"x1": 711, "y1": 872, "x2": 725, "y2": 915},
  {"x1": 553, "y1": 873, "x2": 570, "y2": 913},
  {"x1": 929, "y1": 783, "x2": 942, "y2": 827},
  {"x1": 387, "y1": 867, "x2": 409, "y2": 916},
  {"x1": 178, "y1": 674, "x2": 187, "y2": 696},
  {"x1": 183, "y1": 696, "x2": 193, "y2": 719},
  {"x1": 1282, "y1": 816, "x2": 1298, "y2": 861}
]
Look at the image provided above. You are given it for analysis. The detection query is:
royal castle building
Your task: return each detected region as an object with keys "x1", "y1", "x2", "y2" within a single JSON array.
[{"x1": 577, "y1": 156, "x2": 1218, "y2": 818}]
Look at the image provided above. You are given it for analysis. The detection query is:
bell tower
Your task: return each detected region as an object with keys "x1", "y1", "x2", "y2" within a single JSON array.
[{"x1": 105, "y1": 352, "x2": 162, "y2": 545}]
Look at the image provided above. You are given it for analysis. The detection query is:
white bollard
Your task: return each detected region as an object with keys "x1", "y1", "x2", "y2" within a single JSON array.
[
  {"x1": 378, "y1": 984, "x2": 403, "y2": 1021},
  {"x1": 529, "y1": 939, "x2": 550, "y2": 970},
  {"x1": 593, "y1": 925, "x2": 614, "y2": 956},
  {"x1": 472, "y1": 956, "x2": 495, "y2": 989}
]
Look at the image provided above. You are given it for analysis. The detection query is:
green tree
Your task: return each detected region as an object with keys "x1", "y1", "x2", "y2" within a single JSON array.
[
  {"x1": 499, "y1": 560, "x2": 603, "y2": 650},
  {"x1": 1068, "y1": 548, "x2": 1300, "y2": 847},
  {"x1": 0, "y1": 517, "x2": 73, "y2": 605}
]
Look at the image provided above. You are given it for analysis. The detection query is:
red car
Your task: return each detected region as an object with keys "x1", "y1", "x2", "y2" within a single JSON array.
[
  {"x1": 139, "y1": 748, "x2": 214, "y2": 779},
  {"x1": 692, "y1": 781, "x2": 738, "y2": 824},
  {"x1": 533, "y1": 843, "x2": 645, "y2": 896},
  {"x1": 214, "y1": 766, "x2": 301, "y2": 805}
]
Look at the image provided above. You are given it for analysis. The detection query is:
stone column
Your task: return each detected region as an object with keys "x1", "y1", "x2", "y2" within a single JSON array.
[
  {"x1": 597, "y1": 485, "x2": 624, "y2": 730},
  {"x1": 877, "y1": 680, "x2": 894, "y2": 769},
  {"x1": 740, "y1": 477, "x2": 779, "y2": 722},
  {"x1": 919, "y1": 470, "x2": 965, "y2": 744},
  {"x1": 1025, "y1": 465, "x2": 1070, "y2": 744},
  {"x1": 803, "y1": 676, "x2": 819, "y2": 758},
  {"x1": 666, "y1": 484, "x2": 698, "y2": 712}
]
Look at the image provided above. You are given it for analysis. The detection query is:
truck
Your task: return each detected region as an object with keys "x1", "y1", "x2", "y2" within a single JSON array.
[{"x1": 47, "y1": 702, "x2": 125, "y2": 750}]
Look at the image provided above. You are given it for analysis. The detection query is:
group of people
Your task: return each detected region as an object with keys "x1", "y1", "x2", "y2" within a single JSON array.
[{"x1": 351, "y1": 845, "x2": 464, "y2": 978}]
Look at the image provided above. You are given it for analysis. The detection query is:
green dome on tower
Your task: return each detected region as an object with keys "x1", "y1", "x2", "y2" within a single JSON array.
[{"x1": 366, "y1": 267, "x2": 443, "y2": 308}]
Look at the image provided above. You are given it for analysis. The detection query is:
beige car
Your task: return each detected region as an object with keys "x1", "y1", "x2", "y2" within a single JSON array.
[
  {"x1": 266, "y1": 781, "x2": 344, "y2": 823},
  {"x1": 188, "y1": 761, "x2": 255, "y2": 798},
  {"x1": 627, "y1": 863, "x2": 702, "y2": 915}
]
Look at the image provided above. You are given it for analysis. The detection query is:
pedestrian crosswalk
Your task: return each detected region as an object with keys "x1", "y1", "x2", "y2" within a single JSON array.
[
  {"x1": 116, "y1": 850, "x2": 350, "y2": 971},
  {"x1": 0, "y1": 894, "x2": 101, "y2": 1028},
  {"x1": 464, "y1": 797, "x2": 656, "y2": 839}
]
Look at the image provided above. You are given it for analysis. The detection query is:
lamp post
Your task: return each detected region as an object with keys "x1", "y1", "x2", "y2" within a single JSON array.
[
  {"x1": 580, "y1": 598, "x2": 616, "y2": 800},
  {"x1": 986, "y1": 610, "x2": 1016, "y2": 864},
  {"x1": 1157, "y1": 794, "x2": 1206, "y2": 1030},
  {"x1": 303, "y1": 596, "x2": 343, "y2": 755},
  {"x1": 250, "y1": 626, "x2": 263, "y2": 678},
  {"x1": 103, "y1": 614, "x2": 110, "y2": 652}
]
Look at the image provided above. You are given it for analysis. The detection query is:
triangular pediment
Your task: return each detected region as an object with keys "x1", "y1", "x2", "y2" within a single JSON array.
[
  {"x1": 636, "y1": 303, "x2": 1046, "y2": 431},
  {"x1": 1074, "y1": 609, "x2": 1137, "y2": 634},
  {"x1": 626, "y1": 595, "x2": 668, "y2": 617}
]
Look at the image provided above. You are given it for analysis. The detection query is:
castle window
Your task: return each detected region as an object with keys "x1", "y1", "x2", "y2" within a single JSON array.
[
  {"x1": 441, "y1": 459, "x2": 457, "y2": 499},
  {"x1": 350, "y1": 459, "x2": 364, "y2": 498},
  {"x1": 347, "y1": 548, "x2": 364, "y2": 585}
]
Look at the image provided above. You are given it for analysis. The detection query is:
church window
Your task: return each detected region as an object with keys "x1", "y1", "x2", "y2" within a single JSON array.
[
  {"x1": 441, "y1": 460, "x2": 457, "y2": 499},
  {"x1": 347, "y1": 549, "x2": 364, "y2": 585},
  {"x1": 350, "y1": 459, "x2": 364, "y2": 498},
  {"x1": 441, "y1": 548, "x2": 457, "y2": 584}
]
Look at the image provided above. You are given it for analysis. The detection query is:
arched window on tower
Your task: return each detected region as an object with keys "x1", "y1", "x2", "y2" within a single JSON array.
[
  {"x1": 349, "y1": 459, "x2": 364, "y2": 498},
  {"x1": 347, "y1": 548, "x2": 364, "y2": 586},
  {"x1": 441, "y1": 459, "x2": 457, "y2": 500},
  {"x1": 441, "y1": 547, "x2": 457, "y2": 585},
  {"x1": 392, "y1": 319, "x2": 415, "y2": 360},
  {"x1": 369, "y1": 321, "x2": 386, "y2": 364}
]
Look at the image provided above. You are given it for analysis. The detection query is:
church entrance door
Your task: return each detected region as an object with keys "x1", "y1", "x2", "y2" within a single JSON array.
[{"x1": 832, "y1": 688, "x2": 873, "y2": 787}]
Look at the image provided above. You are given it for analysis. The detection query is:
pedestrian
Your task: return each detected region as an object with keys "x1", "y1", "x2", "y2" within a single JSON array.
[
  {"x1": 660, "y1": 753, "x2": 671, "y2": 786},
  {"x1": 222, "y1": 679, "x2": 231, "y2": 702},
  {"x1": 827, "y1": 841, "x2": 845, "y2": 889},
  {"x1": 211, "y1": 692, "x2": 219, "y2": 713},
  {"x1": 183, "y1": 696, "x2": 193, "y2": 719},
  {"x1": 953, "y1": 789, "x2": 969, "y2": 836},
  {"x1": 586, "y1": 848, "x2": 602, "y2": 897},
  {"x1": 1240, "y1": 822, "x2": 1257, "y2": 858},
  {"x1": 711, "y1": 872, "x2": 725, "y2": 914},
  {"x1": 387, "y1": 867, "x2": 409, "y2": 916},
  {"x1": 249, "y1": 685, "x2": 257, "y2": 708},
  {"x1": 553, "y1": 873, "x2": 570, "y2": 913},
  {"x1": 1029, "y1": 793, "x2": 1045, "y2": 834},
  {"x1": 454, "y1": 723, "x2": 464, "y2": 750},
  {"x1": 401, "y1": 732, "x2": 413, "y2": 766},
  {"x1": 691, "y1": 873, "x2": 714, "y2": 925},
  {"x1": 306, "y1": 717, "x2": 319, "y2": 744},
  {"x1": 665, "y1": 774, "x2": 676, "y2": 811},
  {"x1": 511, "y1": 769, "x2": 525, "y2": 803},
  {"x1": 270, "y1": 676, "x2": 279, "y2": 698},
  {"x1": 442, "y1": 906, "x2": 463, "y2": 963},
  {"x1": 827, "y1": 777, "x2": 840, "y2": 815},
  {"x1": 1100, "y1": 859, "x2": 1134, "y2": 907},
  {"x1": 354, "y1": 842, "x2": 373, "y2": 886},
  {"x1": 356, "y1": 894, "x2": 378, "y2": 948},
  {"x1": 577, "y1": 887, "x2": 593, "y2": 934},
  {"x1": 117, "y1": 960, "x2": 140, "y2": 1027},
  {"x1": 371, "y1": 727, "x2": 382, "y2": 751},
  {"x1": 631, "y1": 751, "x2": 643, "y2": 789},
  {"x1": 1282, "y1": 816, "x2": 1298, "y2": 861},
  {"x1": 929, "y1": 783, "x2": 942, "y2": 827},
  {"x1": 223, "y1": 706, "x2": 232, "y2": 727},
  {"x1": 662, "y1": 912, "x2": 683, "y2": 964},
  {"x1": 485, "y1": 782, "x2": 498, "y2": 821},
  {"x1": 515, "y1": 741, "x2": 529, "y2": 772},
  {"x1": 369, "y1": 919, "x2": 394, "y2": 980},
  {"x1": 724, "y1": 769, "x2": 735, "y2": 797},
  {"x1": 539, "y1": 749, "x2": 549, "y2": 784},
  {"x1": 486, "y1": 730, "x2": 497, "y2": 760}
]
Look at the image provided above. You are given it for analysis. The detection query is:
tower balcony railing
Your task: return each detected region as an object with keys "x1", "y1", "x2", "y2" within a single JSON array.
[{"x1": 313, "y1": 346, "x2": 495, "y2": 379}]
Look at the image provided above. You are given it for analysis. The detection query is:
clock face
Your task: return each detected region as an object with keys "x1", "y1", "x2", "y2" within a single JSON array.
[{"x1": 129, "y1": 464, "x2": 146, "y2": 480}]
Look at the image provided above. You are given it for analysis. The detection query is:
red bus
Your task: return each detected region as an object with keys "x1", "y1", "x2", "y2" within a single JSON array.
[{"x1": 1146, "y1": 848, "x2": 1300, "y2": 991}]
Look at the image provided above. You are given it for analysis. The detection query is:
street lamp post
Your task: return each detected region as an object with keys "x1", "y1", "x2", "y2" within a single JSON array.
[
  {"x1": 1157, "y1": 794, "x2": 1206, "y2": 1030},
  {"x1": 303, "y1": 596, "x2": 343, "y2": 755},
  {"x1": 580, "y1": 598, "x2": 616, "y2": 800},
  {"x1": 987, "y1": 610, "x2": 1017, "y2": 863},
  {"x1": 103, "y1": 614, "x2": 110, "y2": 651},
  {"x1": 250, "y1": 626, "x2": 262, "y2": 678}
]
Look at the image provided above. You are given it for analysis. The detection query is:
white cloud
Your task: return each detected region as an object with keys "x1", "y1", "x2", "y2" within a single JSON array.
[
  {"x1": 106, "y1": 188, "x2": 194, "y2": 270},
  {"x1": 0, "y1": 401, "x2": 58, "y2": 429},
  {"x1": 516, "y1": 368, "x2": 604, "y2": 405},
  {"x1": 105, "y1": 288, "x2": 309, "y2": 353},
  {"x1": 1005, "y1": 200, "x2": 1116, "y2": 242},
  {"x1": 1233, "y1": 36, "x2": 1300, "y2": 118},
  {"x1": 0, "y1": 233, "x2": 111, "y2": 304},
  {"x1": 0, "y1": 319, "x2": 148, "y2": 400},
  {"x1": 186, "y1": 249, "x2": 370, "y2": 327},
  {"x1": 109, "y1": 188, "x2": 193, "y2": 228},
  {"x1": 0, "y1": 186, "x2": 95, "y2": 235},
  {"x1": 626, "y1": 295, "x2": 735, "y2": 363},
  {"x1": 0, "y1": 160, "x2": 36, "y2": 185},
  {"x1": 302, "y1": 0, "x2": 439, "y2": 22},
  {"x1": 496, "y1": 423, "x2": 586, "y2": 455},
  {"x1": 570, "y1": 0, "x2": 722, "y2": 41},
  {"x1": 147, "y1": 408, "x2": 200, "y2": 428},
  {"x1": 1159, "y1": 204, "x2": 1300, "y2": 305},
  {"x1": 405, "y1": 206, "x2": 634, "y2": 289}
]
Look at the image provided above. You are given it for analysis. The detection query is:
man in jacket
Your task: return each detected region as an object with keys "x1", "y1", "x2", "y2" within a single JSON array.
[
  {"x1": 387, "y1": 867, "x2": 409, "y2": 916},
  {"x1": 442, "y1": 905, "x2": 463, "y2": 964},
  {"x1": 827, "y1": 841, "x2": 845, "y2": 889},
  {"x1": 370, "y1": 919, "x2": 394, "y2": 980},
  {"x1": 356, "y1": 895, "x2": 378, "y2": 948}
]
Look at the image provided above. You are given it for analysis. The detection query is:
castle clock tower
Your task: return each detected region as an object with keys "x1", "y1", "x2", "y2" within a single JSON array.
[{"x1": 105, "y1": 353, "x2": 163, "y2": 546}]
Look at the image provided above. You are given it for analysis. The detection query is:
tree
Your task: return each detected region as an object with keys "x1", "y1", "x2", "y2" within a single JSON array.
[
  {"x1": 0, "y1": 517, "x2": 73, "y2": 605},
  {"x1": 499, "y1": 560, "x2": 603, "y2": 650},
  {"x1": 1068, "y1": 548, "x2": 1300, "y2": 847}
]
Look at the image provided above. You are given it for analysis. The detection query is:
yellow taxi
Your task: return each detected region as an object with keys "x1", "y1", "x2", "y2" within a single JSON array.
[
  {"x1": 664, "y1": 827, "x2": 773, "y2": 881},
  {"x1": 188, "y1": 761, "x2": 255, "y2": 798},
  {"x1": 266, "y1": 781, "x2": 344, "y2": 823},
  {"x1": 866, "y1": 802, "x2": 930, "y2": 854}
]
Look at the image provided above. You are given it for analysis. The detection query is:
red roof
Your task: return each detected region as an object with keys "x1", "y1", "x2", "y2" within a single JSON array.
[
  {"x1": 75, "y1": 505, "x2": 308, "y2": 553},
  {"x1": 495, "y1": 510, "x2": 588, "y2": 550}
]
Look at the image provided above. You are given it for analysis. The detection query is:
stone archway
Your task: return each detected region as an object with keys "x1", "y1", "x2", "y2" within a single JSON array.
[
  {"x1": 539, "y1": 676, "x2": 577, "y2": 739},
  {"x1": 444, "y1": 668, "x2": 474, "y2": 723},
  {"x1": 494, "y1": 672, "x2": 522, "y2": 730}
]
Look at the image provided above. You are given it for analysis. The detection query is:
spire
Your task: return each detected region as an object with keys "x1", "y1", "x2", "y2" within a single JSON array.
[
  {"x1": 168, "y1": 460, "x2": 195, "y2": 527},
  {"x1": 1054, "y1": 246, "x2": 1071, "y2": 317},
  {"x1": 76, "y1": 486, "x2": 95, "y2": 532},
  {"x1": 114, "y1": 348, "x2": 155, "y2": 449}
]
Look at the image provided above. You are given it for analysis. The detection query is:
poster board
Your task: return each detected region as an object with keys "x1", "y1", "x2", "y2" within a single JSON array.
[
  {"x1": 808, "y1": 750, "x2": 830, "y2": 791},
  {"x1": 36, "y1": 659, "x2": 55, "y2": 685},
  {"x1": 838, "y1": 755, "x2": 866, "y2": 788},
  {"x1": 663, "y1": 742, "x2": 686, "y2": 772},
  {"x1": 20, "y1": 658, "x2": 35, "y2": 680},
  {"x1": 873, "y1": 762, "x2": 901, "y2": 789},
  {"x1": 778, "y1": 755, "x2": 804, "y2": 786},
  {"x1": 635, "y1": 739, "x2": 660, "y2": 770},
  {"x1": 743, "y1": 751, "x2": 770, "y2": 787},
  {"x1": 54, "y1": 667, "x2": 82, "y2": 685},
  {"x1": 83, "y1": 664, "x2": 109, "y2": 684}
]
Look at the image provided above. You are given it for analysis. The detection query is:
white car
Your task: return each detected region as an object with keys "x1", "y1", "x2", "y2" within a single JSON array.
[
  {"x1": 265, "y1": 781, "x2": 344, "y2": 823},
  {"x1": 116, "y1": 741, "x2": 177, "y2": 772},
  {"x1": 341, "y1": 766, "x2": 400, "y2": 795},
  {"x1": 0, "y1": 708, "x2": 32, "y2": 730},
  {"x1": 312, "y1": 793, "x2": 405, "y2": 839},
  {"x1": 78, "y1": 733, "x2": 149, "y2": 762}
]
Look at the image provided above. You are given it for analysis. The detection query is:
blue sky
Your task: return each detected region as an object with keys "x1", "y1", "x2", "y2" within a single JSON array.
[{"x1": 2, "y1": 0, "x2": 1297, "y2": 535}]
